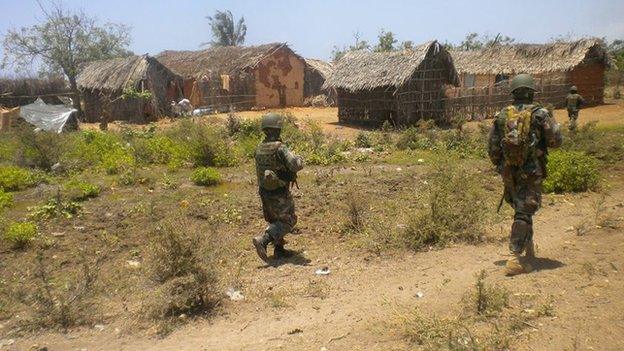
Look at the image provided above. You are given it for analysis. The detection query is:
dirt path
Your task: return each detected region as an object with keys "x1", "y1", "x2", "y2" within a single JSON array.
[{"x1": 17, "y1": 184, "x2": 624, "y2": 350}]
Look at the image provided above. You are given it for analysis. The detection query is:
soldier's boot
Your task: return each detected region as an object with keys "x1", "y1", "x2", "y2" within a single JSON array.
[
  {"x1": 505, "y1": 254, "x2": 533, "y2": 276},
  {"x1": 274, "y1": 239, "x2": 295, "y2": 258},
  {"x1": 252, "y1": 233, "x2": 272, "y2": 263},
  {"x1": 506, "y1": 219, "x2": 533, "y2": 276}
]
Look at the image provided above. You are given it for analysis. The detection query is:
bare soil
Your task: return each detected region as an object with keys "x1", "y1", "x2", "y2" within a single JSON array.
[{"x1": 3, "y1": 102, "x2": 624, "y2": 351}]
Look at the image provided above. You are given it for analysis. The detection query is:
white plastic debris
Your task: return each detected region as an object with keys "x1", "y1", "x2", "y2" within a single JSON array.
[
  {"x1": 315, "y1": 267, "x2": 331, "y2": 275},
  {"x1": 94, "y1": 324, "x2": 105, "y2": 331},
  {"x1": 415, "y1": 291, "x2": 424, "y2": 298},
  {"x1": 396, "y1": 167, "x2": 402, "y2": 171},
  {"x1": 226, "y1": 287, "x2": 245, "y2": 301},
  {"x1": 417, "y1": 159, "x2": 425, "y2": 163}
]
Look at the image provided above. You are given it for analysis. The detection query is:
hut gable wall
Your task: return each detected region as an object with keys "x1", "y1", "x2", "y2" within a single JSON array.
[
  {"x1": 569, "y1": 63, "x2": 605, "y2": 105},
  {"x1": 253, "y1": 47, "x2": 304, "y2": 107}
]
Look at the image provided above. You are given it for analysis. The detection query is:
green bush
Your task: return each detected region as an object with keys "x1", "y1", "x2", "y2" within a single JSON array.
[
  {"x1": 355, "y1": 132, "x2": 372, "y2": 148},
  {"x1": 62, "y1": 131, "x2": 136, "y2": 173},
  {"x1": 3, "y1": 221, "x2": 38, "y2": 249},
  {"x1": 0, "y1": 166, "x2": 35, "y2": 191},
  {"x1": 169, "y1": 121, "x2": 236, "y2": 167},
  {"x1": 29, "y1": 197, "x2": 82, "y2": 220},
  {"x1": 191, "y1": 167, "x2": 222, "y2": 186},
  {"x1": 403, "y1": 162, "x2": 486, "y2": 250},
  {"x1": 64, "y1": 180, "x2": 100, "y2": 201},
  {"x1": 14, "y1": 127, "x2": 65, "y2": 170},
  {"x1": 0, "y1": 189, "x2": 14, "y2": 210},
  {"x1": 132, "y1": 135, "x2": 187, "y2": 169},
  {"x1": 544, "y1": 150, "x2": 599, "y2": 193}
]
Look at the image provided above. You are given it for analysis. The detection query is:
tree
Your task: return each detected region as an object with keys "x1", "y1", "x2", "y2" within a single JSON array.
[
  {"x1": 332, "y1": 31, "x2": 370, "y2": 61},
  {"x1": 204, "y1": 10, "x2": 247, "y2": 47},
  {"x1": 374, "y1": 29, "x2": 397, "y2": 52},
  {"x1": 1, "y1": 1, "x2": 132, "y2": 116},
  {"x1": 456, "y1": 32, "x2": 515, "y2": 51},
  {"x1": 608, "y1": 39, "x2": 624, "y2": 98}
]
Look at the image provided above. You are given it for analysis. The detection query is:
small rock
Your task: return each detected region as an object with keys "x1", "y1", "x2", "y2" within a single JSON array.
[
  {"x1": 417, "y1": 159, "x2": 425, "y2": 163},
  {"x1": 51, "y1": 232, "x2": 65, "y2": 237},
  {"x1": 288, "y1": 328, "x2": 303, "y2": 335},
  {"x1": 415, "y1": 291, "x2": 424, "y2": 298},
  {"x1": 179, "y1": 314, "x2": 187, "y2": 320},
  {"x1": 396, "y1": 167, "x2": 402, "y2": 172},
  {"x1": 51, "y1": 162, "x2": 61, "y2": 171},
  {"x1": 320, "y1": 347, "x2": 328, "y2": 351},
  {"x1": 30, "y1": 345, "x2": 48, "y2": 351},
  {"x1": 226, "y1": 288, "x2": 245, "y2": 301},
  {"x1": 73, "y1": 226, "x2": 86, "y2": 231},
  {"x1": 126, "y1": 260, "x2": 141, "y2": 268},
  {"x1": 94, "y1": 324, "x2": 105, "y2": 332}
]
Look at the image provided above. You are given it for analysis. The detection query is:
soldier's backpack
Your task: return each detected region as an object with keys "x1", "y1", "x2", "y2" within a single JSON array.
[
  {"x1": 498, "y1": 105, "x2": 537, "y2": 166},
  {"x1": 255, "y1": 141, "x2": 293, "y2": 191}
]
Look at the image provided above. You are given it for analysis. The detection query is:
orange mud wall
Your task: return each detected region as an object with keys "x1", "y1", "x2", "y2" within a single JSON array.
[
  {"x1": 569, "y1": 63, "x2": 605, "y2": 105},
  {"x1": 254, "y1": 48, "x2": 304, "y2": 108}
]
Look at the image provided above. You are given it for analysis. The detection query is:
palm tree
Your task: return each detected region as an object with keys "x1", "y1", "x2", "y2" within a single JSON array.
[{"x1": 203, "y1": 10, "x2": 247, "y2": 47}]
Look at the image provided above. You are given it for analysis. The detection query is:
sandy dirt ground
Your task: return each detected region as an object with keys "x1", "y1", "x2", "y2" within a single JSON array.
[{"x1": 11, "y1": 101, "x2": 624, "y2": 351}]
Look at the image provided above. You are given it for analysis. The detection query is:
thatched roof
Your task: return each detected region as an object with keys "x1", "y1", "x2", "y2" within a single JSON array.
[
  {"x1": 451, "y1": 38, "x2": 610, "y2": 75},
  {"x1": 323, "y1": 41, "x2": 459, "y2": 91},
  {"x1": 156, "y1": 43, "x2": 302, "y2": 78},
  {"x1": 77, "y1": 55, "x2": 178, "y2": 91},
  {"x1": 304, "y1": 58, "x2": 333, "y2": 79}
]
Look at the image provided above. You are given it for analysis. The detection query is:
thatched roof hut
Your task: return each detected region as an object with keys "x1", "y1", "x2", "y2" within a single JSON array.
[
  {"x1": 77, "y1": 55, "x2": 182, "y2": 123},
  {"x1": 450, "y1": 38, "x2": 610, "y2": 105},
  {"x1": 324, "y1": 41, "x2": 459, "y2": 125},
  {"x1": 451, "y1": 38, "x2": 609, "y2": 76},
  {"x1": 156, "y1": 43, "x2": 306, "y2": 110},
  {"x1": 303, "y1": 58, "x2": 334, "y2": 104}
]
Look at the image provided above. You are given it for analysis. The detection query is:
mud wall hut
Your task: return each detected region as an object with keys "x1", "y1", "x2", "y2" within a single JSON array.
[
  {"x1": 450, "y1": 38, "x2": 611, "y2": 106},
  {"x1": 323, "y1": 41, "x2": 459, "y2": 126},
  {"x1": 303, "y1": 58, "x2": 334, "y2": 100},
  {"x1": 156, "y1": 43, "x2": 305, "y2": 111},
  {"x1": 77, "y1": 55, "x2": 182, "y2": 123}
]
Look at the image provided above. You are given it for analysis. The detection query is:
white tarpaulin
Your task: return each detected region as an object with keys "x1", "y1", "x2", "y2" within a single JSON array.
[{"x1": 19, "y1": 98, "x2": 77, "y2": 133}]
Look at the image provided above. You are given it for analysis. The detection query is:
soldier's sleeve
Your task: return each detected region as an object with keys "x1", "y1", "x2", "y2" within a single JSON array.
[
  {"x1": 534, "y1": 108, "x2": 562, "y2": 148},
  {"x1": 487, "y1": 117, "x2": 503, "y2": 167},
  {"x1": 278, "y1": 145, "x2": 304, "y2": 173}
]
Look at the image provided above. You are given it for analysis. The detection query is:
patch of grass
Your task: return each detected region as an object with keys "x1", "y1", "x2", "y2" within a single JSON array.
[
  {"x1": 3, "y1": 221, "x2": 38, "y2": 249},
  {"x1": 0, "y1": 189, "x2": 14, "y2": 210},
  {"x1": 64, "y1": 180, "x2": 100, "y2": 201},
  {"x1": 341, "y1": 189, "x2": 367, "y2": 234},
  {"x1": 464, "y1": 270, "x2": 509, "y2": 318},
  {"x1": 0, "y1": 165, "x2": 36, "y2": 191},
  {"x1": 29, "y1": 250, "x2": 104, "y2": 331},
  {"x1": 131, "y1": 135, "x2": 187, "y2": 170},
  {"x1": 144, "y1": 218, "x2": 219, "y2": 320},
  {"x1": 170, "y1": 120, "x2": 236, "y2": 167},
  {"x1": 402, "y1": 162, "x2": 487, "y2": 250},
  {"x1": 191, "y1": 167, "x2": 222, "y2": 186},
  {"x1": 13, "y1": 127, "x2": 64, "y2": 170},
  {"x1": 562, "y1": 122, "x2": 624, "y2": 164},
  {"x1": 29, "y1": 196, "x2": 81, "y2": 220},
  {"x1": 543, "y1": 150, "x2": 599, "y2": 193},
  {"x1": 355, "y1": 131, "x2": 373, "y2": 148},
  {"x1": 267, "y1": 290, "x2": 290, "y2": 309}
]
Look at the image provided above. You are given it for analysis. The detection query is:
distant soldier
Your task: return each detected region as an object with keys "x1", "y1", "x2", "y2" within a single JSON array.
[
  {"x1": 253, "y1": 113, "x2": 304, "y2": 263},
  {"x1": 566, "y1": 86, "x2": 585, "y2": 131},
  {"x1": 488, "y1": 74, "x2": 563, "y2": 276}
]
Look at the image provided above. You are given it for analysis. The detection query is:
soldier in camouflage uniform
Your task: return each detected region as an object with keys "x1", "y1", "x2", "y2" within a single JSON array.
[
  {"x1": 488, "y1": 74, "x2": 563, "y2": 276},
  {"x1": 253, "y1": 113, "x2": 304, "y2": 263},
  {"x1": 566, "y1": 86, "x2": 585, "y2": 131}
]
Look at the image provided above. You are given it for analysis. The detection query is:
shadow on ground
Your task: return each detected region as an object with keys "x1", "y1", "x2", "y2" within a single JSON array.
[{"x1": 494, "y1": 257, "x2": 566, "y2": 272}]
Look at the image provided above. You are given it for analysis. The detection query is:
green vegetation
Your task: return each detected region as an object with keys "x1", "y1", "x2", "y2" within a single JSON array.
[
  {"x1": 3, "y1": 221, "x2": 38, "y2": 249},
  {"x1": 191, "y1": 167, "x2": 222, "y2": 186},
  {"x1": 0, "y1": 189, "x2": 14, "y2": 210},
  {"x1": 402, "y1": 162, "x2": 487, "y2": 250},
  {"x1": 29, "y1": 197, "x2": 82, "y2": 220},
  {"x1": 0, "y1": 166, "x2": 36, "y2": 191},
  {"x1": 64, "y1": 180, "x2": 100, "y2": 201},
  {"x1": 544, "y1": 150, "x2": 599, "y2": 193},
  {"x1": 464, "y1": 270, "x2": 509, "y2": 317}
]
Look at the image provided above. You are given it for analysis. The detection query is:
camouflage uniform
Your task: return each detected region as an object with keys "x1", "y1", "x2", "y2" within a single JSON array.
[
  {"x1": 253, "y1": 114, "x2": 303, "y2": 263},
  {"x1": 566, "y1": 86, "x2": 585, "y2": 131},
  {"x1": 488, "y1": 74, "x2": 562, "y2": 275}
]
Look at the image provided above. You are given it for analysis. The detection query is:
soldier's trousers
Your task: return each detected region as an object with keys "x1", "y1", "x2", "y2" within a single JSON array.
[
  {"x1": 260, "y1": 189, "x2": 297, "y2": 242},
  {"x1": 504, "y1": 174, "x2": 543, "y2": 253},
  {"x1": 568, "y1": 110, "x2": 579, "y2": 131}
]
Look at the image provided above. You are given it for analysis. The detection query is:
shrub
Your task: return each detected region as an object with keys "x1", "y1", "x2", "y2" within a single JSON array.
[
  {"x1": 64, "y1": 180, "x2": 100, "y2": 201},
  {"x1": 342, "y1": 190, "x2": 367, "y2": 234},
  {"x1": 145, "y1": 219, "x2": 219, "y2": 320},
  {"x1": 131, "y1": 135, "x2": 187, "y2": 169},
  {"x1": 402, "y1": 162, "x2": 486, "y2": 250},
  {"x1": 464, "y1": 270, "x2": 509, "y2": 317},
  {"x1": 62, "y1": 131, "x2": 135, "y2": 173},
  {"x1": 226, "y1": 113, "x2": 243, "y2": 136},
  {"x1": 14, "y1": 127, "x2": 64, "y2": 170},
  {"x1": 543, "y1": 150, "x2": 599, "y2": 193},
  {"x1": 0, "y1": 166, "x2": 35, "y2": 191},
  {"x1": 355, "y1": 132, "x2": 372, "y2": 148},
  {"x1": 191, "y1": 167, "x2": 222, "y2": 186},
  {"x1": 3, "y1": 221, "x2": 38, "y2": 249},
  {"x1": 0, "y1": 189, "x2": 14, "y2": 210},
  {"x1": 29, "y1": 197, "x2": 82, "y2": 220},
  {"x1": 562, "y1": 122, "x2": 624, "y2": 164},
  {"x1": 171, "y1": 121, "x2": 236, "y2": 167}
]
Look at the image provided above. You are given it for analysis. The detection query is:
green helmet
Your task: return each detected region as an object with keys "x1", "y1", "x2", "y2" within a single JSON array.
[
  {"x1": 510, "y1": 73, "x2": 537, "y2": 92},
  {"x1": 261, "y1": 113, "x2": 283, "y2": 130},
  {"x1": 570, "y1": 85, "x2": 578, "y2": 93}
]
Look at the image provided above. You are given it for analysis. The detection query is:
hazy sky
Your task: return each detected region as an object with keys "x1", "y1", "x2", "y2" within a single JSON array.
[{"x1": 1, "y1": 0, "x2": 623, "y2": 75}]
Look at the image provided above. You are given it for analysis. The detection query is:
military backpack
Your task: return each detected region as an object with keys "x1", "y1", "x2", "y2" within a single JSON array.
[{"x1": 498, "y1": 105, "x2": 538, "y2": 167}]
